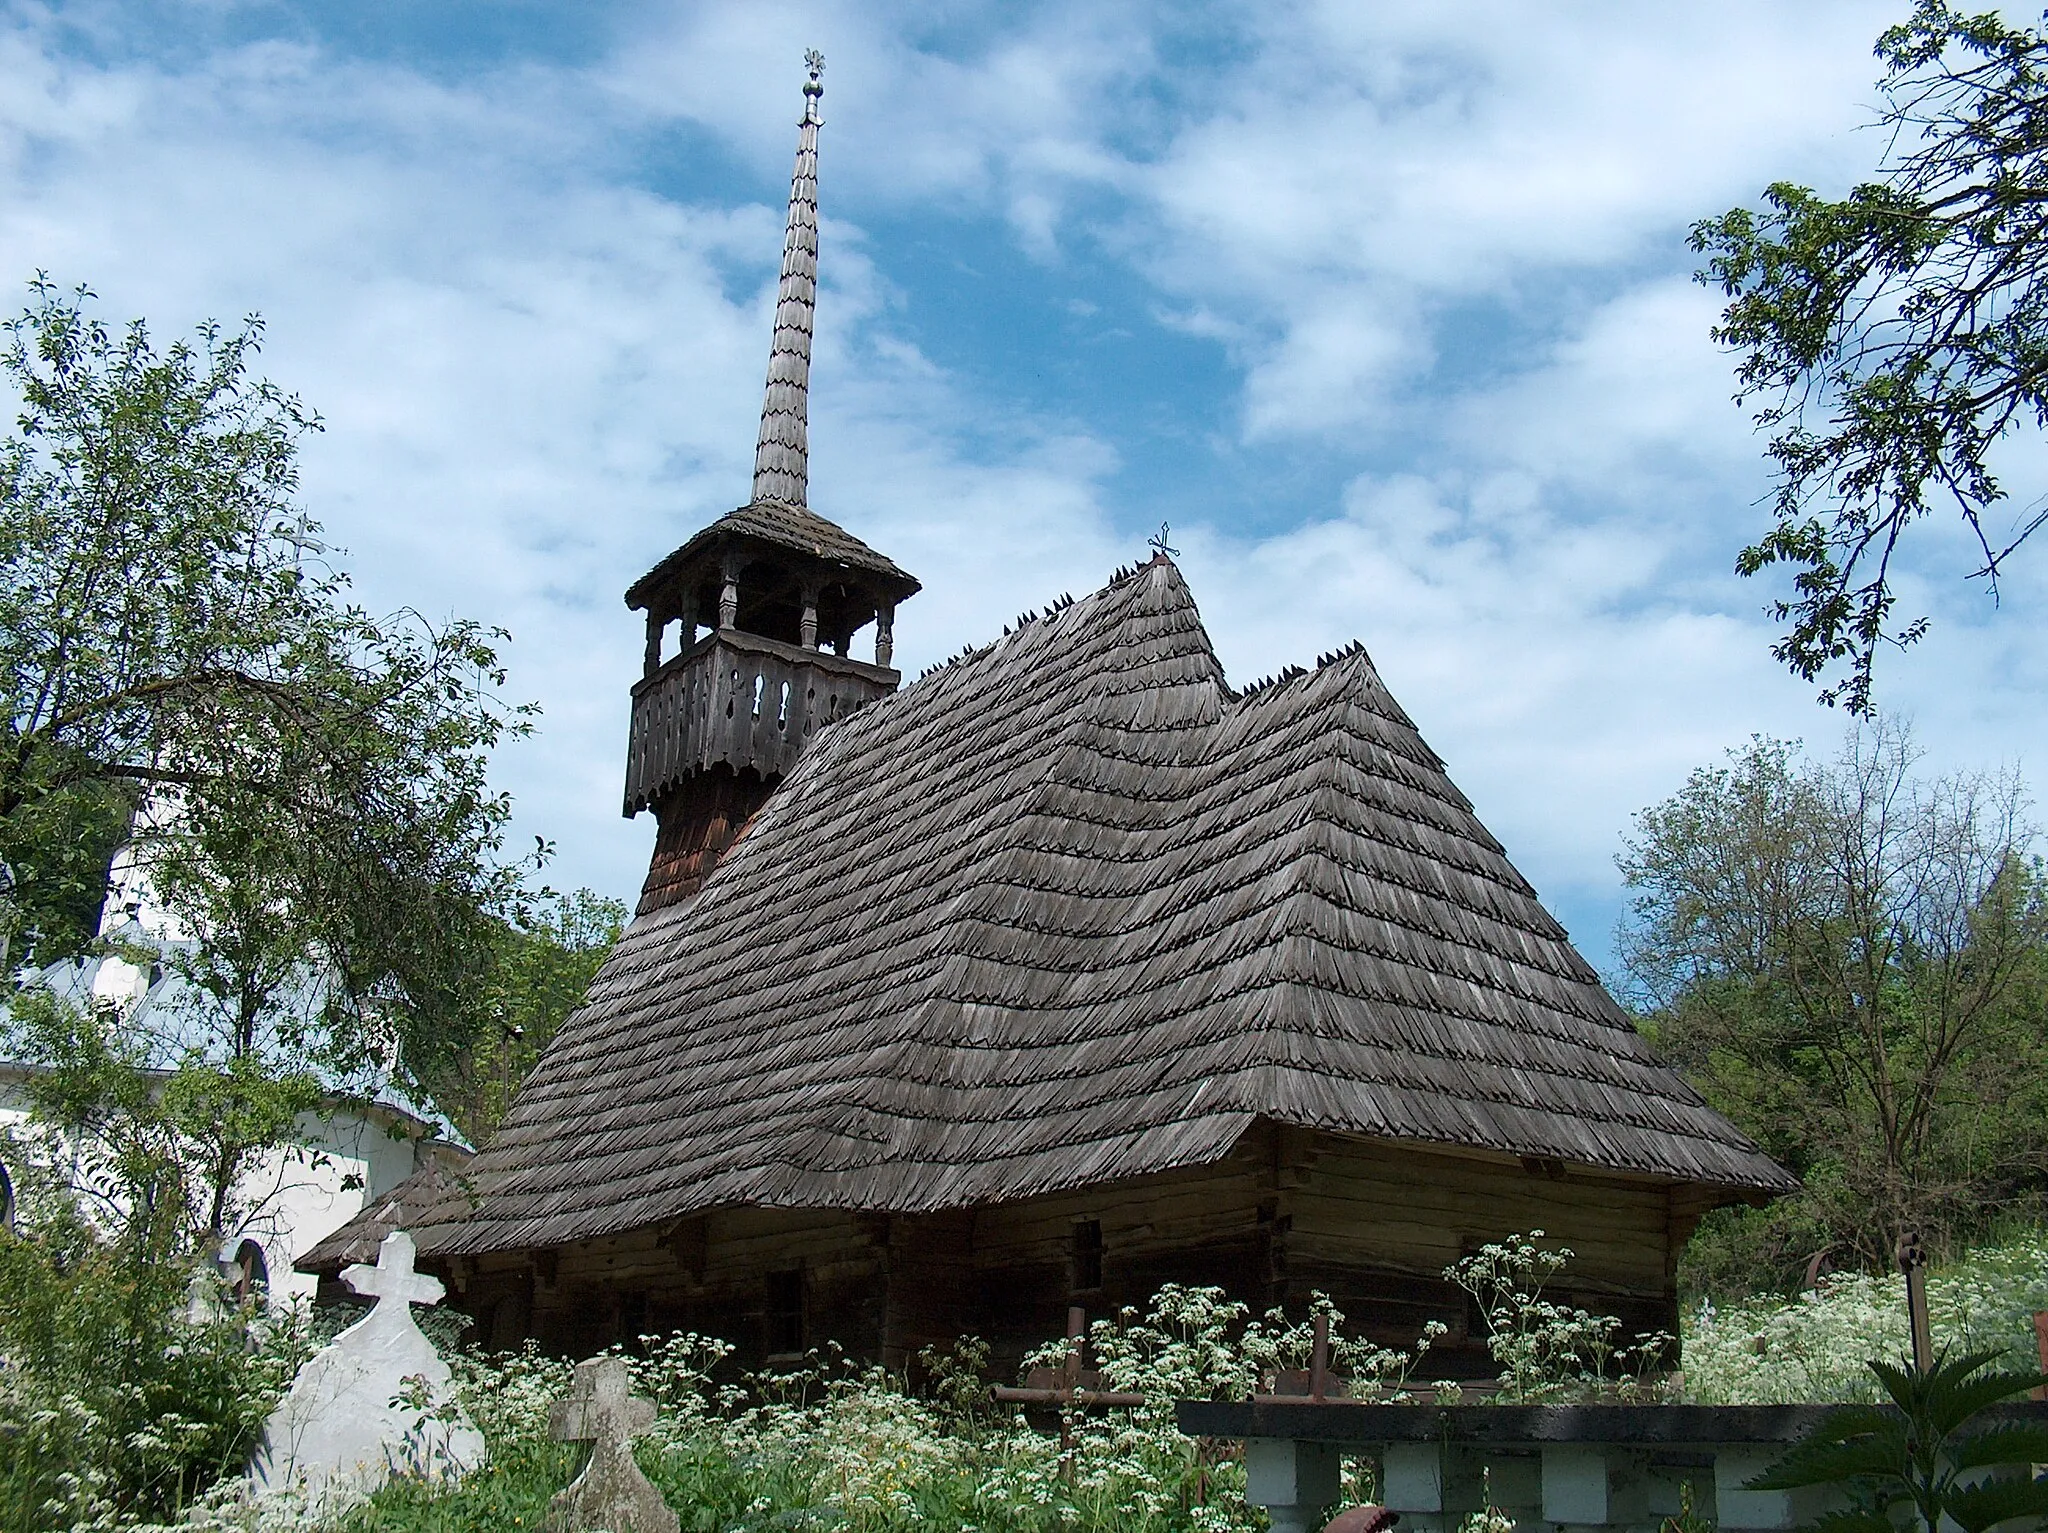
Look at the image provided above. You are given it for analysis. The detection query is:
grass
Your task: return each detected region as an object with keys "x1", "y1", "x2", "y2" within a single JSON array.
[{"x1": 59, "y1": 1231, "x2": 2048, "y2": 1532}]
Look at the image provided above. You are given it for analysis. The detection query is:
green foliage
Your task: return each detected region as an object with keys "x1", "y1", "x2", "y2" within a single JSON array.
[
  {"x1": 1620, "y1": 724, "x2": 2048, "y2": 1276},
  {"x1": 0, "y1": 276, "x2": 536, "y2": 1091},
  {"x1": 1751, "y1": 1350, "x2": 2048, "y2": 1533},
  {"x1": 1445, "y1": 1231, "x2": 1673, "y2": 1402},
  {"x1": 1684, "y1": 1229, "x2": 2048, "y2": 1404},
  {"x1": 0, "y1": 1005, "x2": 316, "y2": 1531},
  {"x1": 0, "y1": 1199, "x2": 308, "y2": 1531},
  {"x1": 1692, "y1": 2, "x2": 2048, "y2": 712},
  {"x1": 1, "y1": 984, "x2": 325, "y2": 1253},
  {"x1": 307, "y1": 1288, "x2": 1431, "y2": 1533},
  {"x1": 0, "y1": 276, "x2": 577, "y2": 1531},
  {"x1": 0, "y1": 776, "x2": 132, "y2": 967},
  {"x1": 419, "y1": 886, "x2": 628, "y2": 1144}
]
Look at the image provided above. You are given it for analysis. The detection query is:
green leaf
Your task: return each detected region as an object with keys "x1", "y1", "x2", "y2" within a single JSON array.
[
  {"x1": 1795, "y1": 1512, "x2": 1897, "y2": 1533},
  {"x1": 1949, "y1": 1424, "x2": 2048, "y2": 1473},
  {"x1": 1749, "y1": 1420, "x2": 1908, "y2": 1491},
  {"x1": 1875, "y1": 1352, "x2": 2045, "y2": 1439},
  {"x1": 1941, "y1": 1476, "x2": 2048, "y2": 1533}
]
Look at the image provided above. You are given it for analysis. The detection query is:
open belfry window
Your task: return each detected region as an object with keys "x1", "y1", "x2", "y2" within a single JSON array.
[
  {"x1": 765, "y1": 1267, "x2": 804, "y2": 1356},
  {"x1": 1071, "y1": 1219, "x2": 1103, "y2": 1292}
]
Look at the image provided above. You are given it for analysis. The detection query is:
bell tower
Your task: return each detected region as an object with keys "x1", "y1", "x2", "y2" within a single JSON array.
[{"x1": 625, "y1": 52, "x2": 920, "y2": 914}]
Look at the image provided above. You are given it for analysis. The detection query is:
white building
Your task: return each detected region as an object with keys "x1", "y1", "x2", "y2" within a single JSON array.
[{"x1": 0, "y1": 827, "x2": 468, "y2": 1305}]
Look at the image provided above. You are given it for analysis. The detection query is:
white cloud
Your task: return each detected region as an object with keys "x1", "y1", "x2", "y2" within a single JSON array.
[
  {"x1": 1239, "y1": 286, "x2": 1426, "y2": 439},
  {"x1": 3, "y1": 0, "x2": 2043, "y2": 975},
  {"x1": 598, "y1": 0, "x2": 1147, "y2": 248},
  {"x1": 1454, "y1": 279, "x2": 1754, "y2": 492},
  {"x1": 1129, "y1": 1, "x2": 1899, "y2": 436}
]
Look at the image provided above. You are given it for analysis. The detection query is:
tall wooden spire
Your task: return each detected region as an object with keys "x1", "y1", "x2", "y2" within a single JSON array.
[
  {"x1": 752, "y1": 50, "x2": 824, "y2": 508},
  {"x1": 622, "y1": 50, "x2": 917, "y2": 915}
]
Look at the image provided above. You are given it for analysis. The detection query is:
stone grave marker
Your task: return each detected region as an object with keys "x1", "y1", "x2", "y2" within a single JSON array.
[
  {"x1": 250, "y1": 1229, "x2": 484, "y2": 1504},
  {"x1": 547, "y1": 1355, "x2": 679, "y2": 1533}
]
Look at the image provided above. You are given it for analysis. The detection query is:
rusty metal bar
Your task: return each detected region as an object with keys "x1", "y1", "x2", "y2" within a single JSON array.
[
  {"x1": 1059, "y1": 1306, "x2": 1084, "y2": 1481},
  {"x1": 1897, "y1": 1232, "x2": 1932, "y2": 1375}
]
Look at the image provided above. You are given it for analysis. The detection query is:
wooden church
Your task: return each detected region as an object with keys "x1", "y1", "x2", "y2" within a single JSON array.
[{"x1": 319, "y1": 57, "x2": 1795, "y2": 1372}]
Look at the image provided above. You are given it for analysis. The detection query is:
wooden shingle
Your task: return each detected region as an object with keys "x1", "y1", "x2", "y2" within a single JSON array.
[{"x1": 421, "y1": 557, "x2": 1790, "y2": 1258}]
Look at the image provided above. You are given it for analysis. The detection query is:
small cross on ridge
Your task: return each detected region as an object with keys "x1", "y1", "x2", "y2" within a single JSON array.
[{"x1": 1148, "y1": 522, "x2": 1180, "y2": 559}]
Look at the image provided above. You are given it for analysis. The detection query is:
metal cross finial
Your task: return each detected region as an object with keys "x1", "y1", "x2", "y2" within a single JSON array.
[
  {"x1": 802, "y1": 50, "x2": 825, "y2": 124},
  {"x1": 1148, "y1": 522, "x2": 1180, "y2": 559}
]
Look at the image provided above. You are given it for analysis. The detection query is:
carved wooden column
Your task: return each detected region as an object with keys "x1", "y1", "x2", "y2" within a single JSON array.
[
  {"x1": 800, "y1": 580, "x2": 820, "y2": 650},
  {"x1": 875, "y1": 601, "x2": 895, "y2": 668},
  {"x1": 642, "y1": 611, "x2": 664, "y2": 676},
  {"x1": 718, "y1": 557, "x2": 740, "y2": 631}
]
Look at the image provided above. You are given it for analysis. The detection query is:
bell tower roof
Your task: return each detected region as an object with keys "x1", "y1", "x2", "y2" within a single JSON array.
[
  {"x1": 624, "y1": 499, "x2": 918, "y2": 615},
  {"x1": 752, "y1": 48, "x2": 824, "y2": 510},
  {"x1": 626, "y1": 48, "x2": 919, "y2": 627}
]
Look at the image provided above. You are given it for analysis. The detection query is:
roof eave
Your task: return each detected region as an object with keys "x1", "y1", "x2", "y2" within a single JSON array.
[{"x1": 625, "y1": 511, "x2": 921, "y2": 613}]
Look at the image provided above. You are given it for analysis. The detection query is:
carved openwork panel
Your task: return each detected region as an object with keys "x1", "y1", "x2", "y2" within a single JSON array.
[{"x1": 624, "y1": 630, "x2": 898, "y2": 815}]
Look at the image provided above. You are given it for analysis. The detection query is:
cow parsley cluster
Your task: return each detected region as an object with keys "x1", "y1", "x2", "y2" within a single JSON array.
[{"x1": 1685, "y1": 1231, "x2": 2048, "y2": 1404}]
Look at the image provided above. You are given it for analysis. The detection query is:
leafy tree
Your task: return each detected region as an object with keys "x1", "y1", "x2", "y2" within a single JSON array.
[
  {"x1": 419, "y1": 885, "x2": 627, "y2": 1144},
  {"x1": 1692, "y1": 2, "x2": 2048, "y2": 713},
  {"x1": 0, "y1": 276, "x2": 612, "y2": 1529},
  {"x1": 1618, "y1": 724, "x2": 2048, "y2": 1282},
  {"x1": 3, "y1": 982, "x2": 323, "y2": 1274},
  {"x1": 0, "y1": 275, "x2": 533, "y2": 1080},
  {"x1": 135, "y1": 792, "x2": 344, "y2": 1240}
]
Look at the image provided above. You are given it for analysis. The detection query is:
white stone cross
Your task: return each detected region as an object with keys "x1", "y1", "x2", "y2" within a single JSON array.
[
  {"x1": 547, "y1": 1356, "x2": 678, "y2": 1533},
  {"x1": 343, "y1": 1231, "x2": 444, "y2": 1308},
  {"x1": 249, "y1": 1227, "x2": 482, "y2": 1505}
]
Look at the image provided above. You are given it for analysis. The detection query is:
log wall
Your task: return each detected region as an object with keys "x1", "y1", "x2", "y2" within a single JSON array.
[
  {"x1": 455, "y1": 1205, "x2": 892, "y2": 1363},
  {"x1": 442, "y1": 1124, "x2": 1705, "y2": 1375},
  {"x1": 1278, "y1": 1128, "x2": 1688, "y2": 1374}
]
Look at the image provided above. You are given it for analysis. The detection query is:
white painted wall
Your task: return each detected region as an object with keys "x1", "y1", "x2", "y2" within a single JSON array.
[
  {"x1": 0, "y1": 1082, "x2": 435, "y2": 1305},
  {"x1": 0, "y1": 801, "x2": 454, "y2": 1304}
]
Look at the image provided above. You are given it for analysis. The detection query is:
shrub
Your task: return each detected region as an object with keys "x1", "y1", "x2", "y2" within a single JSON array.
[
  {"x1": 1447, "y1": 1231, "x2": 1673, "y2": 1402},
  {"x1": 1684, "y1": 1232, "x2": 2048, "y2": 1404},
  {"x1": 0, "y1": 1207, "x2": 306, "y2": 1531}
]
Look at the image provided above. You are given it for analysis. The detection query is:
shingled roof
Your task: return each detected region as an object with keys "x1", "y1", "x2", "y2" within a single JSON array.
[
  {"x1": 623, "y1": 500, "x2": 920, "y2": 612},
  {"x1": 427, "y1": 559, "x2": 1791, "y2": 1257},
  {"x1": 296, "y1": 1153, "x2": 470, "y2": 1277}
]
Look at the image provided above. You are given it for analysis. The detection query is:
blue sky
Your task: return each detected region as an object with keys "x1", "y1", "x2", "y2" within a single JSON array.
[{"x1": 6, "y1": 0, "x2": 2044, "y2": 976}]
